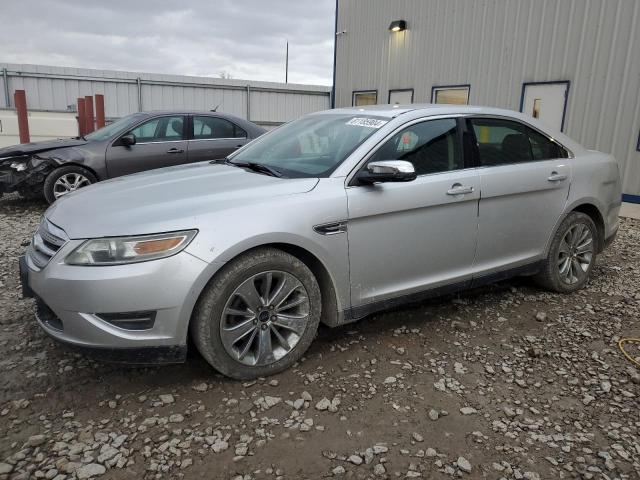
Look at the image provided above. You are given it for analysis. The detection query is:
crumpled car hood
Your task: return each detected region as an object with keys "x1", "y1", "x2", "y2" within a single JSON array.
[
  {"x1": 45, "y1": 162, "x2": 319, "y2": 239},
  {"x1": 0, "y1": 138, "x2": 88, "y2": 159}
]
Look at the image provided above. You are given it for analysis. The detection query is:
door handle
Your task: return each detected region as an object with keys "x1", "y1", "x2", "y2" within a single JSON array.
[
  {"x1": 167, "y1": 148, "x2": 184, "y2": 154},
  {"x1": 447, "y1": 184, "x2": 474, "y2": 196},
  {"x1": 548, "y1": 172, "x2": 567, "y2": 182}
]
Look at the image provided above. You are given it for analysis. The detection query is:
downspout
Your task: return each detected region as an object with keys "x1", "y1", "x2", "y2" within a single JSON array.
[
  {"x1": 246, "y1": 84, "x2": 251, "y2": 121},
  {"x1": 331, "y1": 0, "x2": 338, "y2": 109},
  {"x1": 136, "y1": 77, "x2": 142, "y2": 112},
  {"x1": 2, "y1": 68, "x2": 10, "y2": 108}
]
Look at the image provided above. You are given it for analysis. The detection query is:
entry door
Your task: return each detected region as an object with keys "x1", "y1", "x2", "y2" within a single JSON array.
[
  {"x1": 106, "y1": 115, "x2": 188, "y2": 178},
  {"x1": 521, "y1": 82, "x2": 569, "y2": 131},
  {"x1": 346, "y1": 118, "x2": 479, "y2": 308}
]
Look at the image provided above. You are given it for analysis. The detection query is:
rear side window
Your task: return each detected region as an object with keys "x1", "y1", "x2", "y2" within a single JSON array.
[
  {"x1": 368, "y1": 118, "x2": 463, "y2": 176},
  {"x1": 193, "y1": 116, "x2": 246, "y2": 139},
  {"x1": 470, "y1": 118, "x2": 567, "y2": 166}
]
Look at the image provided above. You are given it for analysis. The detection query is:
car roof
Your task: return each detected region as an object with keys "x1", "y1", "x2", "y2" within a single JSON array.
[{"x1": 316, "y1": 103, "x2": 532, "y2": 119}]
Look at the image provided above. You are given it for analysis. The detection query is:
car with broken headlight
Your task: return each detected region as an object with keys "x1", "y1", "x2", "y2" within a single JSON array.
[
  {"x1": 0, "y1": 111, "x2": 265, "y2": 203},
  {"x1": 20, "y1": 104, "x2": 621, "y2": 379}
]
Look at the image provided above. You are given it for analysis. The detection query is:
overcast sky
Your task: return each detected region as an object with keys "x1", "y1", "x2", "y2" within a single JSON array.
[{"x1": 1, "y1": 0, "x2": 335, "y2": 85}]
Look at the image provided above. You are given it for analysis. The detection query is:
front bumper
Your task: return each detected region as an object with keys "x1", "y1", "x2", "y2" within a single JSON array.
[{"x1": 22, "y1": 247, "x2": 214, "y2": 364}]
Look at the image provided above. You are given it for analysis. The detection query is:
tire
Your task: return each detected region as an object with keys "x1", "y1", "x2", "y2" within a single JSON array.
[
  {"x1": 43, "y1": 166, "x2": 97, "y2": 204},
  {"x1": 191, "y1": 248, "x2": 322, "y2": 379},
  {"x1": 534, "y1": 212, "x2": 598, "y2": 293}
]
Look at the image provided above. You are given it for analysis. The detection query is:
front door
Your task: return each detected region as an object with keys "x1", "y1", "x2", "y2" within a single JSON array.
[
  {"x1": 187, "y1": 115, "x2": 249, "y2": 162},
  {"x1": 106, "y1": 115, "x2": 188, "y2": 177},
  {"x1": 469, "y1": 117, "x2": 571, "y2": 274},
  {"x1": 521, "y1": 82, "x2": 569, "y2": 132},
  {"x1": 346, "y1": 117, "x2": 479, "y2": 309}
]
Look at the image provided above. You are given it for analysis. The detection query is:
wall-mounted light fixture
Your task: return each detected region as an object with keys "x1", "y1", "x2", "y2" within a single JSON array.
[{"x1": 389, "y1": 20, "x2": 407, "y2": 32}]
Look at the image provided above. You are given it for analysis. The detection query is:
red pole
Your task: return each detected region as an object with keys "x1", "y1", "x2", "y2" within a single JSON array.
[
  {"x1": 84, "y1": 95, "x2": 94, "y2": 133},
  {"x1": 95, "y1": 94, "x2": 105, "y2": 129},
  {"x1": 14, "y1": 90, "x2": 30, "y2": 144},
  {"x1": 77, "y1": 97, "x2": 86, "y2": 136}
]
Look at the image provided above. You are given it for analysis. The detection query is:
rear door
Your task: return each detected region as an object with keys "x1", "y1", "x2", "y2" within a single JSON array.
[
  {"x1": 470, "y1": 117, "x2": 571, "y2": 274},
  {"x1": 106, "y1": 115, "x2": 188, "y2": 177},
  {"x1": 187, "y1": 115, "x2": 248, "y2": 162}
]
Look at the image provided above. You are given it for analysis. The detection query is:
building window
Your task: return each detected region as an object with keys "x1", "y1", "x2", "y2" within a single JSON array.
[
  {"x1": 353, "y1": 90, "x2": 377, "y2": 106},
  {"x1": 431, "y1": 85, "x2": 470, "y2": 105},
  {"x1": 388, "y1": 89, "x2": 414, "y2": 105}
]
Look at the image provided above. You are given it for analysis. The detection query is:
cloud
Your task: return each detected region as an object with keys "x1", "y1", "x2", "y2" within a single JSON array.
[{"x1": 0, "y1": 0, "x2": 335, "y2": 85}]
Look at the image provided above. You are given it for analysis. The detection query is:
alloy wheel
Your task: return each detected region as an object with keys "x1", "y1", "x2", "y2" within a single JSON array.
[
  {"x1": 220, "y1": 270, "x2": 311, "y2": 367},
  {"x1": 557, "y1": 223, "x2": 594, "y2": 285},
  {"x1": 53, "y1": 173, "x2": 91, "y2": 198}
]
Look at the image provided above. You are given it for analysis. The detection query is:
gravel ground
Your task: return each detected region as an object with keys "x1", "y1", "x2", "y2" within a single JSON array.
[{"x1": 1, "y1": 192, "x2": 640, "y2": 480}]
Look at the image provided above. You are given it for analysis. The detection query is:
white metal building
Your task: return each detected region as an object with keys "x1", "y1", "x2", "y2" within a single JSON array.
[
  {"x1": 0, "y1": 63, "x2": 331, "y2": 146},
  {"x1": 333, "y1": 0, "x2": 640, "y2": 201}
]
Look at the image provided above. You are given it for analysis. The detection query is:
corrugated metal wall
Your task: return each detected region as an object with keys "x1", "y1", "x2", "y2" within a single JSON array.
[
  {"x1": 335, "y1": 0, "x2": 640, "y2": 197},
  {"x1": 0, "y1": 63, "x2": 331, "y2": 128}
]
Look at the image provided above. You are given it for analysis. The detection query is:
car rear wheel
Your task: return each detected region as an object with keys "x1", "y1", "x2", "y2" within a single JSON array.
[
  {"x1": 535, "y1": 211, "x2": 598, "y2": 293},
  {"x1": 43, "y1": 166, "x2": 96, "y2": 204},
  {"x1": 191, "y1": 248, "x2": 321, "y2": 379}
]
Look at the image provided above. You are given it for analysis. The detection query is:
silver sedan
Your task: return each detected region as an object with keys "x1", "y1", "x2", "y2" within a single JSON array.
[{"x1": 21, "y1": 104, "x2": 621, "y2": 379}]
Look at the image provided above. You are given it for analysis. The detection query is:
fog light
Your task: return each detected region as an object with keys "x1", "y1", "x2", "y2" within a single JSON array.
[{"x1": 97, "y1": 311, "x2": 156, "y2": 331}]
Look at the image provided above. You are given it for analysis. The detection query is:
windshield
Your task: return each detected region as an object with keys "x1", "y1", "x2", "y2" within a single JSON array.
[
  {"x1": 229, "y1": 114, "x2": 389, "y2": 177},
  {"x1": 84, "y1": 113, "x2": 147, "y2": 141}
]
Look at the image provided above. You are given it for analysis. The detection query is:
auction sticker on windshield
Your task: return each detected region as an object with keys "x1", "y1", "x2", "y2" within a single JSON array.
[{"x1": 346, "y1": 118, "x2": 388, "y2": 129}]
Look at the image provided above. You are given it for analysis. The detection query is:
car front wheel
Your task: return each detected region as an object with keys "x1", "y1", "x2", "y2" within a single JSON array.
[
  {"x1": 43, "y1": 166, "x2": 96, "y2": 204},
  {"x1": 191, "y1": 248, "x2": 322, "y2": 379},
  {"x1": 535, "y1": 211, "x2": 598, "y2": 293}
]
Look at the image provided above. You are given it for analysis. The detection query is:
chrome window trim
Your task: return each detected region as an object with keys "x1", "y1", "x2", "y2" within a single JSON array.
[
  {"x1": 344, "y1": 114, "x2": 467, "y2": 187},
  {"x1": 188, "y1": 137, "x2": 247, "y2": 142},
  {"x1": 133, "y1": 139, "x2": 186, "y2": 146}
]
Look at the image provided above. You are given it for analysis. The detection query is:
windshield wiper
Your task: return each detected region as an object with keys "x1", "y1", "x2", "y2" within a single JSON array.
[{"x1": 233, "y1": 161, "x2": 283, "y2": 178}]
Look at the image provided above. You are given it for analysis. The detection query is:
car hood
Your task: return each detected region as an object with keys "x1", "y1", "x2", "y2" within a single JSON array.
[
  {"x1": 46, "y1": 162, "x2": 319, "y2": 239},
  {"x1": 0, "y1": 138, "x2": 88, "y2": 159}
]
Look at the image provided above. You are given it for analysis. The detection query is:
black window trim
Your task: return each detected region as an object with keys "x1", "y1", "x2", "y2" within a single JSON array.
[
  {"x1": 112, "y1": 114, "x2": 187, "y2": 146},
  {"x1": 347, "y1": 114, "x2": 470, "y2": 187},
  {"x1": 388, "y1": 88, "x2": 414, "y2": 104},
  {"x1": 189, "y1": 114, "x2": 248, "y2": 141},
  {"x1": 465, "y1": 114, "x2": 573, "y2": 168},
  {"x1": 431, "y1": 84, "x2": 471, "y2": 104},
  {"x1": 352, "y1": 89, "x2": 378, "y2": 107}
]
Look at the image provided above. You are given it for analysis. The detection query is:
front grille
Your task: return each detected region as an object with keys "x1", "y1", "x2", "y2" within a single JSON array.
[{"x1": 26, "y1": 218, "x2": 68, "y2": 270}]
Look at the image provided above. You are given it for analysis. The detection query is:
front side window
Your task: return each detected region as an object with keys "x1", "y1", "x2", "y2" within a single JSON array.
[
  {"x1": 230, "y1": 114, "x2": 387, "y2": 177},
  {"x1": 368, "y1": 118, "x2": 462, "y2": 175},
  {"x1": 86, "y1": 113, "x2": 147, "y2": 141},
  {"x1": 129, "y1": 116, "x2": 185, "y2": 143},
  {"x1": 470, "y1": 118, "x2": 567, "y2": 166},
  {"x1": 432, "y1": 86, "x2": 470, "y2": 105},
  {"x1": 193, "y1": 116, "x2": 246, "y2": 139},
  {"x1": 353, "y1": 91, "x2": 377, "y2": 106}
]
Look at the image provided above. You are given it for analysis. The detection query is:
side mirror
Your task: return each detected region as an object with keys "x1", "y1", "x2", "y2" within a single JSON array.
[
  {"x1": 120, "y1": 133, "x2": 136, "y2": 146},
  {"x1": 357, "y1": 160, "x2": 416, "y2": 184}
]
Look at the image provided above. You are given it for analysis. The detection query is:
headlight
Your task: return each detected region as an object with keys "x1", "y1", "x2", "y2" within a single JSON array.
[
  {"x1": 10, "y1": 162, "x2": 27, "y2": 171},
  {"x1": 65, "y1": 230, "x2": 197, "y2": 266}
]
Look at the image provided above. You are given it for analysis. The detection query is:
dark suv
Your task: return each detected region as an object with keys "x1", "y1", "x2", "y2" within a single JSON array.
[{"x1": 0, "y1": 111, "x2": 265, "y2": 203}]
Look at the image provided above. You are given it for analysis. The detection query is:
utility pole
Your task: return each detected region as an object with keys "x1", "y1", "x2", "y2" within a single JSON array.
[{"x1": 285, "y1": 41, "x2": 289, "y2": 83}]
